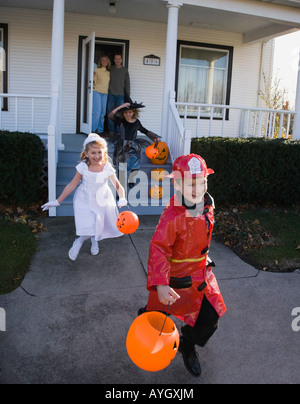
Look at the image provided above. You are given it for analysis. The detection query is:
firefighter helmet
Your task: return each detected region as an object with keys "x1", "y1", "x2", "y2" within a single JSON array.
[{"x1": 166, "y1": 154, "x2": 214, "y2": 179}]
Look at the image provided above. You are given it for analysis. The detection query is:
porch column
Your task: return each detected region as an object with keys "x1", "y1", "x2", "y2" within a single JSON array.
[
  {"x1": 161, "y1": 0, "x2": 183, "y2": 140},
  {"x1": 50, "y1": 0, "x2": 65, "y2": 150},
  {"x1": 292, "y1": 48, "x2": 300, "y2": 139}
]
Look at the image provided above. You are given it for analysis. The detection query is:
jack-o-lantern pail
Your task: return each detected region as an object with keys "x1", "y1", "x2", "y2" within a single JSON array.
[
  {"x1": 151, "y1": 168, "x2": 167, "y2": 182},
  {"x1": 150, "y1": 141, "x2": 169, "y2": 165},
  {"x1": 126, "y1": 311, "x2": 179, "y2": 372},
  {"x1": 145, "y1": 144, "x2": 159, "y2": 160},
  {"x1": 116, "y1": 211, "x2": 139, "y2": 234},
  {"x1": 149, "y1": 185, "x2": 164, "y2": 199}
]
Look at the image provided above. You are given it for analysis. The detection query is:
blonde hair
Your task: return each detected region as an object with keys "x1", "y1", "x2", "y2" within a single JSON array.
[
  {"x1": 98, "y1": 55, "x2": 111, "y2": 71},
  {"x1": 80, "y1": 139, "x2": 109, "y2": 166},
  {"x1": 123, "y1": 108, "x2": 140, "y2": 119}
]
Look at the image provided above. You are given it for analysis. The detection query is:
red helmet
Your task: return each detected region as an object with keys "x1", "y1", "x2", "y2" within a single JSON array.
[{"x1": 166, "y1": 154, "x2": 214, "y2": 179}]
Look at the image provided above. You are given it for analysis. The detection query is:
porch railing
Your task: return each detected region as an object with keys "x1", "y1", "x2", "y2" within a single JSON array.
[
  {"x1": 0, "y1": 93, "x2": 51, "y2": 135},
  {"x1": 167, "y1": 91, "x2": 192, "y2": 162},
  {"x1": 168, "y1": 91, "x2": 295, "y2": 161},
  {"x1": 0, "y1": 92, "x2": 58, "y2": 217}
]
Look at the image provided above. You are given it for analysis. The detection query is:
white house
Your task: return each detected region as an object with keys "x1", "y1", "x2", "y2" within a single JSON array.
[{"x1": 1, "y1": 0, "x2": 300, "y2": 215}]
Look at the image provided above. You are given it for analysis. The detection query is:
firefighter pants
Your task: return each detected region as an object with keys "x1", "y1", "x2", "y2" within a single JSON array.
[{"x1": 181, "y1": 295, "x2": 220, "y2": 349}]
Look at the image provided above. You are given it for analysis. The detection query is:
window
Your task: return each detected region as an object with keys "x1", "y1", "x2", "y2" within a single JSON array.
[
  {"x1": 176, "y1": 41, "x2": 233, "y2": 118},
  {"x1": 0, "y1": 23, "x2": 8, "y2": 110}
]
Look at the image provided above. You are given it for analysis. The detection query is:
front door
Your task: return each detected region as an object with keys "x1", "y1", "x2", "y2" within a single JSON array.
[
  {"x1": 80, "y1": 32, "x2": 95, "y2": 134},
  {"x1": 77, "y1": 36, "x2": 129, "y2": 134}
]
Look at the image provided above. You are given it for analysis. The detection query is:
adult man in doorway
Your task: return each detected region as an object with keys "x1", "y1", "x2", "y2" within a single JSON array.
[{"x1": 107, "y1": 53, "x2": 130, "y2": 134}]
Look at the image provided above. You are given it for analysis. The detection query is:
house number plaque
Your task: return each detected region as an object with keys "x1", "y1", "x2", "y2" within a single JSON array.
[{"x1": 143, "y1": 54, "x2": 160, "y2": 66}]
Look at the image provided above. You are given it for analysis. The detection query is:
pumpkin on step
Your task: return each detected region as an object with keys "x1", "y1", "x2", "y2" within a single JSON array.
[
  {"x1": 145, "y1": 144, "x2": 159, "y2": 159},
  {"x1": 151, "y1": 168, "x2": 168, "y2": 182},
  {"x1": 149, "y1": 185, "x2": 164, "y2": 199},
  {"x1": 150, "y1": 141, "x2": 169, "y2": 165}
]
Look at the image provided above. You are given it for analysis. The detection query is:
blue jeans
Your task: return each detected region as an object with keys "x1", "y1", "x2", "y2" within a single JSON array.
[
  {"x1": 127, "y1": 152, "x2": 141, "y2": 172},
  {"x1": 92, "y1": 91, "x2": 108, "y2": 133},
  {"x1": 107, "y1": 93, "x2": 124, "y2": 133}
]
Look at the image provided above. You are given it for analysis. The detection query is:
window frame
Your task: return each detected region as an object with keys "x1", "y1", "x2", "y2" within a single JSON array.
[
  {"x1": 175, "y1": 40, "x2": 233, "y2": 120},
  {"x1": 0, "y1": 23, "x2": 8, "y2": 111}
]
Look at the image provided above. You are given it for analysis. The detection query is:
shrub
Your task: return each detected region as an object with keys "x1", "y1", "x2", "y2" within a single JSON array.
[
  {"x1": 0, "y1": 218, "x2": 37, "y2": 294},
  {"x1": 191, "y1": 137, "x2": 300, "y2": 205},
  {"x1": 0, "y1": 131, "x2": 44, "y2": 205}
]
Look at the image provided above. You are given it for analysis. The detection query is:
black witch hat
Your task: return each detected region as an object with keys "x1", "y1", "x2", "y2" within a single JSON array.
[{"x1": 117, "y1": 89, "x2": 145, "y2": 113}]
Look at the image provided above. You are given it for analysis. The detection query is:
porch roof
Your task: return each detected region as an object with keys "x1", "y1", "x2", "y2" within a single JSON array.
[{"x1": 1, "y1": 0, "x2": 300, "y2": 43}]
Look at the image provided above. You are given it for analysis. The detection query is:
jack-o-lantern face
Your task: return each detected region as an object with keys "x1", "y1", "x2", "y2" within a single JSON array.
[
  {"x1": 149, "y1": 185, "x2": 164, "y2": 199},
  {"x1": 151, "y1": 141, "x2": 169, "y2": 165},
  {"x1": 116, "y1": 211, "x2": 139, "y2": 234},
  {"x1": 151, "y1": 168, "x2": 168, "y2": 182}
]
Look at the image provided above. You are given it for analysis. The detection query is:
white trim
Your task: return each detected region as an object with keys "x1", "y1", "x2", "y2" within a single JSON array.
[
  {"x1": 244, "y1": 25, "x2": 297, "y2": 44},
  {"x1": 50, "y1": 0, "x2": 65, "y2": 152},
  {"x1": 182, "y1": 0, "x2": 300, "y2": 23},
  {"x1": 292, "y1": 48, "x2": 300, "y2": 139},
  {"x1": 161, "y1": 1, "x2": 182, "y2": 140}
]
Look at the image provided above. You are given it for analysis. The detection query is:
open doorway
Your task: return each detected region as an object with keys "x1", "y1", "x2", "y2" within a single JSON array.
[{"x1": 77, "y1": 36, "x2": 129, "y2": 134}]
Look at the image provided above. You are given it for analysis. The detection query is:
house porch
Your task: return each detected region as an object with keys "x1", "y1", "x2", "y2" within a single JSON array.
[{"x1": 2, "y1": 0, "x2": 300, "y2": 216}]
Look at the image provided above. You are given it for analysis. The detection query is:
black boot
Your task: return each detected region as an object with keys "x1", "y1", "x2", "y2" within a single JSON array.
[
  {"x1": 178, "y1": 336, "x2": 201, "y2": 377},
  {"x1": 137, "y1": 306, "x2": 147, "y2": 316}
]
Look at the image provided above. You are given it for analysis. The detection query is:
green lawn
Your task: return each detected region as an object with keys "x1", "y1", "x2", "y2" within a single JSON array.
[
  {"x1": 0, "y1": 218, "x2": 37, "y2": 294},
  {"x1": 239, "y1": 208, "x2": 300, "y2": 270},
  {"x1": 214, "y1": 206, "x2": 300, "y2": 272}
]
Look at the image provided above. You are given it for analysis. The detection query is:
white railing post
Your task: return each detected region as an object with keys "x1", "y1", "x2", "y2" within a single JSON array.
[
  {"x1": 168, "y1": 90, "x2": 176, "y2": 144},
  {"x1": 257, "y1": 110, "x2": 263, "y2": 137},
  {"x1": 286, "y1": 113, "x2": 291, "y2": 137},
  {"x1": 278, "y1": 113, "x2": 284, "y2": 138},
  {"x1": 31, "y1": 98, "x2": 35, "y2": 132},
  {"x1": 47, "y1": 84, "x2": 59, "y2": 217},
  {"x1": 47, "y1": 123, "x2": 57, "y2": 217},
  {"x1": 183, "y1": 129, "x2": 192, "y2": 155}
]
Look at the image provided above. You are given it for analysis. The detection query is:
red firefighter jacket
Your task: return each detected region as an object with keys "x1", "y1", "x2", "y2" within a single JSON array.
[{"x1": 146, "y1": 193, "x2": 227, "y2": 327}]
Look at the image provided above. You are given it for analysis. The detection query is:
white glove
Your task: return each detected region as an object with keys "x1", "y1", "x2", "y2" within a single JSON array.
[
  {"x1": 117, "y1": 198, "x2": 128, "y2": 208},
  {"x1": 41, "y1": 200, "x2": 60, "y2": 211}
]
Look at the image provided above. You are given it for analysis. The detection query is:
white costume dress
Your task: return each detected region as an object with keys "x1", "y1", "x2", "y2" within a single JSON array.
[{"x1": 73, "y1": 161, "x2": 123, "y2": 241}]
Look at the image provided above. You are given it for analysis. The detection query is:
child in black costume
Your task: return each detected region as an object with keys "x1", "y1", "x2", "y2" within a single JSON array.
[{"x1": 108, "y1": 98, "x2": 159, "y2": 186}]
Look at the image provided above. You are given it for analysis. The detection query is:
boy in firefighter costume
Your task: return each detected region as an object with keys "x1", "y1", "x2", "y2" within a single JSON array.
[{"x1": 145, "y1": 154, "x2": 227, "y2": 377}]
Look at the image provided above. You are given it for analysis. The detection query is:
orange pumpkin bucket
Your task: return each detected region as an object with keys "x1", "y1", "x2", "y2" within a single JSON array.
[
  {"x1": 149, "y1": 185, "x2": 164, "y2": 199},
  {"x1": 150, "y1": 141, "x2": 169, "y2": 165},
  {"x1": 145, "y1": 144, "x2": 159, "y2": 159},
  {"x1": 151, "y1": 168, "x2": 167, "y2": 182},
  {"x1": 126, "y1": 311, "x2": 180, "y2": 372},
  {"x1": 116, "y1": 211, "x2": 139, "y2": 234}
]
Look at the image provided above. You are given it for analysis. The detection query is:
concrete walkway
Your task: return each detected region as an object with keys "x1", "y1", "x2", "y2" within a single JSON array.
[{"x1": 0, "y1": 216, "x2": 299, "y2": 384}]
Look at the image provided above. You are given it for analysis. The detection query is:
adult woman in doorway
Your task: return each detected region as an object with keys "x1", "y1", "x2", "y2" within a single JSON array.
[{"x1": 92, "y1": 55, "x2": 111, "y2": 134}]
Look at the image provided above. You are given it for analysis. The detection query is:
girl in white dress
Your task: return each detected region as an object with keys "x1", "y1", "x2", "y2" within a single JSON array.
[{"x1": 42, "y1": 133, "x2": 127, "y2": 260}]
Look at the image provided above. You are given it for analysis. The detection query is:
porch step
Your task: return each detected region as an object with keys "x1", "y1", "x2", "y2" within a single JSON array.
[{"x1": 55, "y1": 135, "x2": 173, "y2": 217}]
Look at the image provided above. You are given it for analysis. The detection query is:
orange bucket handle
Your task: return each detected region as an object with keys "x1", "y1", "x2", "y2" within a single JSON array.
[{"x1": 159, "y1": 303, "x2": 170, "y2": 336}]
